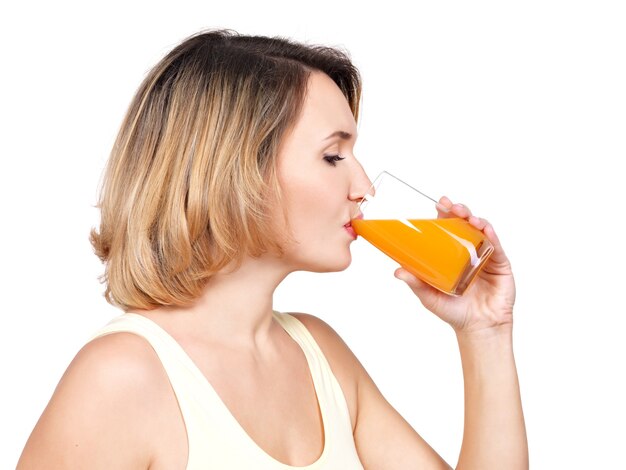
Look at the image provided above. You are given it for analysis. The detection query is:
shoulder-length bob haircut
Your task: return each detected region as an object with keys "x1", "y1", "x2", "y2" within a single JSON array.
[{"x1": 90, "y1": 29, "x2": 362, "y2": 311}]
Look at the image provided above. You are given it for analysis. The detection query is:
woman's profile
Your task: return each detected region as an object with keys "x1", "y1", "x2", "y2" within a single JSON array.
[{"x1": 18, "y1": 29, "x2": 528, "y2": 469}]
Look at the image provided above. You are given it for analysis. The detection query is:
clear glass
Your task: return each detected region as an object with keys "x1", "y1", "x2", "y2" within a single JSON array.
[{"x1": 352, "y1": 171, "x2": 494, "y2": 296}]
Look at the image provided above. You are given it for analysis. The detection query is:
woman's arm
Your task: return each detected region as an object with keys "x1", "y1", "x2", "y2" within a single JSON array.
[
  {"x1": 394, "y1": 197, "x2": 528, "y2": 469},
  {"x1": 351, "y1": 324, "x2": 526, "y2": 469},
  {"x1": 455, "y1": 327, "x2": 527, "y2": 469}
]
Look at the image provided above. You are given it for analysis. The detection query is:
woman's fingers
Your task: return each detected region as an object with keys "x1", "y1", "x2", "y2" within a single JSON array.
[
  {"x1": 394, "y1": 267, "x2": 438, "y2": 301},
  {"x1": 438, "y1": 198, "x2": 509, "y2": 265},
  {"x1": 468, "y1": 215, "x2": 488, "y2": 230},
  {"x1": 451, "y1": 203, "x2": 472, "y2": 218},
  {"x1": 437, "y1": 196, "x2": 472, "y2": 219},
  {"x1": 482, "y1": 220, "x2": 509, "y2": 266},
  {"x1": 436, "y1": 196, "x2": 453, "y2": 217},
  {"x1": 437, "y1": 199, "x2": 507, "y2": 263}
]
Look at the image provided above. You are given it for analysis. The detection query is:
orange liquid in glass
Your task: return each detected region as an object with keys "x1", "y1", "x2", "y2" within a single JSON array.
[{"x1": 352, "y1": 218, "x2": 492, "y2": 295}]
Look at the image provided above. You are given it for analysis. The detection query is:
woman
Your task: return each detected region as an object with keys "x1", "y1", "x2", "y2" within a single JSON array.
[{"x1": 18, "y1": 30, "x2": 528, "y2": 469}]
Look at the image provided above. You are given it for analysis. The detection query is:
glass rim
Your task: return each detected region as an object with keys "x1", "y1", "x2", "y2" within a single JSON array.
[{"x1": 354, "y1": 171, "x2": 440, "y2": 217}]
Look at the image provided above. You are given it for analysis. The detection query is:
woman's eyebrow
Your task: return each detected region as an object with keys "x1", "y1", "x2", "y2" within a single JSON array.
[{"x1": 322, "y1": 130, "x2": 354, "y2": 141}]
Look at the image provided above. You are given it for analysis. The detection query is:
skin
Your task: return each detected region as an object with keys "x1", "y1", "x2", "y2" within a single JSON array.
[{"x1": 18, "y1": 71, "x2": 528, "y2": 469}]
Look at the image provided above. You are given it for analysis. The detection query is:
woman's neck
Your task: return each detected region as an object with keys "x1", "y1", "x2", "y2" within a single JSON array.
[{"x1": 133, "y1": 255, "x2": 292, "y2": 350}]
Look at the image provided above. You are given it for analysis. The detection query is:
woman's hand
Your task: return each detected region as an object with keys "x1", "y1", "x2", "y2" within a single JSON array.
[{"x1": 394, "y1": 196, "x2": 515, "y2": 335}]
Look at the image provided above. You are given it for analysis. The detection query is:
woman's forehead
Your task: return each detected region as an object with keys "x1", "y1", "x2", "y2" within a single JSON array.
[{"x1": 295, "y1": 72, "x2": 358, "y2": 142}]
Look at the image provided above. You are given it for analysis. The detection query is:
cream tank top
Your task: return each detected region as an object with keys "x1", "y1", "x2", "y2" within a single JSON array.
[{"x1": 90, "y1": 311, "x2": 365, "y2": 469}]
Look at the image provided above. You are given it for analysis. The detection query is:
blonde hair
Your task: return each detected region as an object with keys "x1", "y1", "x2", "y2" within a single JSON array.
[{"x1": 90, "y1": 29, "x2": 362, "y2": 311}]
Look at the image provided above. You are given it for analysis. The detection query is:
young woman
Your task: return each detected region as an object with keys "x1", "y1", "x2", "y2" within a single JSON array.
[{"x1": 18, "y1": 29, "x2": 528, "y2": 469}]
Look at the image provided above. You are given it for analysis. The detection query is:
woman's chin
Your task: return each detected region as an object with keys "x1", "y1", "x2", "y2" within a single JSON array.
[{"x1": 309, "y1": 251, "x2": 352, "y2": 273}]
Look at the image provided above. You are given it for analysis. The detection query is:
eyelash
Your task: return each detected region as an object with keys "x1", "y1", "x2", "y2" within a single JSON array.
[{"x1": 323, "y1": 154, "x2": 346, "y2": 166}]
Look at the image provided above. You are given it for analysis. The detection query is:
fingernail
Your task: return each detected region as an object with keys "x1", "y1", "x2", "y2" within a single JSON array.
[{"x1": 436, "y1": 203, "x2": 450, "y2": 213}]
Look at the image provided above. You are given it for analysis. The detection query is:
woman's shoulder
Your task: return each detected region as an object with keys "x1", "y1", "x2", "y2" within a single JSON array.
[
  {"x1": 287, "y1": 312, "x2": 358, "y2": 361},
  {"x1": 56, "y1": 330, "x2": 171, "y2": 405},
  {"x1": 77, "y1": 331, "x2": 169, "y2": 386},
  {"x1": 18, "y1": 332, "x2": 184, "y2": 469}
]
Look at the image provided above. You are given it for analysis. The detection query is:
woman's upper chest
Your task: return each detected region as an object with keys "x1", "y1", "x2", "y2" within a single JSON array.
[
  {"x1": 152, "y1": 322, "x2": 358, "y2": 468},
  {"x1": 145, "y1": 312, "x2": 361, "y2": 468}
]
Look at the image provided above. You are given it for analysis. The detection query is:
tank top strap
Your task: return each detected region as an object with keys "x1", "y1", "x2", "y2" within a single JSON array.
[{"x1": 271, "y1": 311, "x2": 354, "y2": 432}]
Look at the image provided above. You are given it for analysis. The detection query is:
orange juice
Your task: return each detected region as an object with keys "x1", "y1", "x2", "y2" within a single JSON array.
[{"x1": 352, "y1": 218, "x2": 493, "y2": 295}]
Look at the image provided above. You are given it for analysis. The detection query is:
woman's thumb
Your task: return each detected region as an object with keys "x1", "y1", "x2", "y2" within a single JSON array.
[
  {"x1": 394, "y1": 268, "x2": 438, "y2": 303},
  {"x1": 394, "y1": 268, "x2": 424, "y2": 289}
]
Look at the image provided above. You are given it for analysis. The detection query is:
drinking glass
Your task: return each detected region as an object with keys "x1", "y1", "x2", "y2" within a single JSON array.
[{"x1": 352, "y1": 171, "x2": 494, "y2": 296}]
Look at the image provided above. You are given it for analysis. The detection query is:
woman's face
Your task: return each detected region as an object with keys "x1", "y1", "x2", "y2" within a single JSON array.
[{"x1": 275, "y1": 71, "x2": 372, "y2": 272}]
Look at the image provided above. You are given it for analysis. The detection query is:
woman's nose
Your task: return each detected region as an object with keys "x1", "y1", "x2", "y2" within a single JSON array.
[{"x1": 349, "y1": 164, "x2": 374, "y2": 202}]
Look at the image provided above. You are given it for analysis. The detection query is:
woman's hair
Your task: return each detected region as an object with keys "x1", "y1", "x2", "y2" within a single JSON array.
[{"x1": 90, "y1": 29, "x2": 362, "y2": 311}]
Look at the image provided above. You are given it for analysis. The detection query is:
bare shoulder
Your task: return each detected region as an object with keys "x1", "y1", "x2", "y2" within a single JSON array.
[
  {"x1": 288, "y1": 312, "x2": 364, "y2": 429},
  {"x1": 18, "y1": 332, "x2": 185, "y2": 469},
  {"x1": 289, "y1": 313, "x2": 358, "y2": 361},
  {"x1": 72, "y1": 331, "x2": 166, "y2": 381},
  {"x1": 56, "y1": 332, "x2": 171, "y2": 412}
]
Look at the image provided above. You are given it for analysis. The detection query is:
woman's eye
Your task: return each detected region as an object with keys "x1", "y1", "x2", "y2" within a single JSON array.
[{"x1": 323, "y1": 155, "x2": 346, "y2": 166}]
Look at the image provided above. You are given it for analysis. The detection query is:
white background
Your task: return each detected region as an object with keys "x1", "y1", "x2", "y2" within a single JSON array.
[{"x1": 1, "y1": 1, "x2": 625, "y2": 468}]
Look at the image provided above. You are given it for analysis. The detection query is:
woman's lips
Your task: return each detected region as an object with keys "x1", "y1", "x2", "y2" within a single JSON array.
[
  {"x1": 344, "y1": 224, "x2": 357, "y2": 239},
  {"x1": 344, "y1": 213, "x2": 362, "y2": 239}
]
